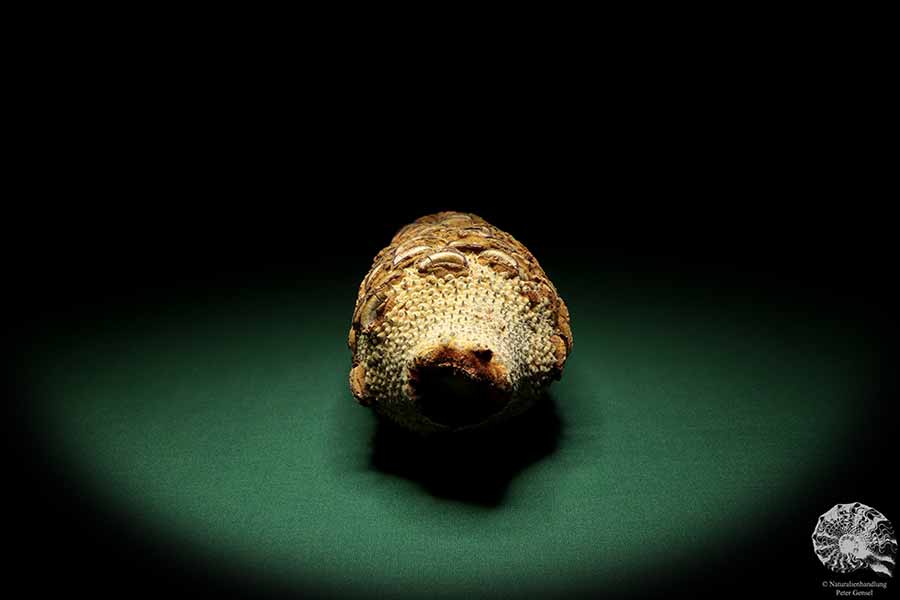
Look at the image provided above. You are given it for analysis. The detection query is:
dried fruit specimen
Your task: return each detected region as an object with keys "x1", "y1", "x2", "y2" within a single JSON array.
[
  {"x1": 348, "y1": 211, "x2": 572, "y2": 433},
  {"x1": 812, "y1": 502, "x2": 897, "y2": 576}
]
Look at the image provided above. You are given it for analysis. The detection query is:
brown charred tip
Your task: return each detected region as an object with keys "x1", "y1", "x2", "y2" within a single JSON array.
[
  {"x1": 410, "y1": 345, "x2": 508, "y2": 391},
  {"x1": 406, "y1": 344, "x2": 510, "y2": 429}
]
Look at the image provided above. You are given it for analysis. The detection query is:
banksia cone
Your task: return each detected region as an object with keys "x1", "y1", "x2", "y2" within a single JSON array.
[{"x1": 348, "y1": 211, "x2": 572, "y2": 433}]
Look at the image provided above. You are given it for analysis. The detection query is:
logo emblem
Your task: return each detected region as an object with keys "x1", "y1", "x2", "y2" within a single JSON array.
[{"x1": 812, "y1": 502, "x2": 897, "y2": 576}]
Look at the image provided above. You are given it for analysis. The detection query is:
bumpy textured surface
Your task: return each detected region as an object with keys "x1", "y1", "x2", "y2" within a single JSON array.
[
  {"x1": 812, "y1": 503, "x2": 897, "y2": 576},
  {"x1": 348, "y1": 211, "x2": 572, "y2": 433}
]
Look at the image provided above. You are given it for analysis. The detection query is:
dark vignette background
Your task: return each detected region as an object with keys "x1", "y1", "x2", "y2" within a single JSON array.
[{"x1": 6, "y1": 32, "x2": 897, "y2": 600}]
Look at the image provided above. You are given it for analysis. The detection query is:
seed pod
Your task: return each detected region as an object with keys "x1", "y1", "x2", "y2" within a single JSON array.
[{"x1": 348, "y1": 211, "x2": 573, "y2": 433}]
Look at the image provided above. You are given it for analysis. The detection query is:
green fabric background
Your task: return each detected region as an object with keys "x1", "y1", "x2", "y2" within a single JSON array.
[{"x1": 28, "y1": 270, "x2": 875, "y2": 597}]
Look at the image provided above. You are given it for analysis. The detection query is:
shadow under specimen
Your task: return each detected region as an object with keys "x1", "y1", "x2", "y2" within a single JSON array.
[{"x1": 368, "y1": 394, "x2": 563, "y2": 507}]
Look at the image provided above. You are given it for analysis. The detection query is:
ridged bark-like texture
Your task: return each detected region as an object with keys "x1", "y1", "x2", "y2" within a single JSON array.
[{"x1": 348, "y1": 211, "x2": 572, "y2": 433}]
